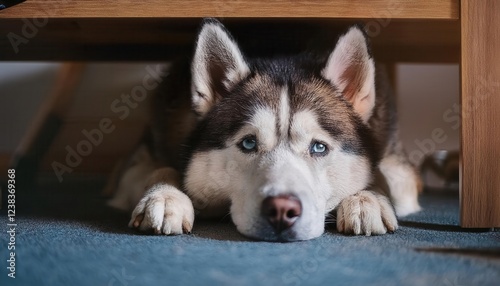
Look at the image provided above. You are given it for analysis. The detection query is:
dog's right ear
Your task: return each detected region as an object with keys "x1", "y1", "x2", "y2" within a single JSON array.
[
  {"x1": 321, "y1": 26, "x2": 375, "y2": 123},
  {"x1": 191, "y1": 19, "x2": 250, "y2": 117}
]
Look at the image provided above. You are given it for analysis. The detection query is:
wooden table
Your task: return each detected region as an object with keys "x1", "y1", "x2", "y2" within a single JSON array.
[{"x1": 1, "y1": 0, "x2": 498, "y2": 228}]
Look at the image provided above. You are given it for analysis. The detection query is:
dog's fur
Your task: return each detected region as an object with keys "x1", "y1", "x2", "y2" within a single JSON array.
[{"x1": 109, "y1": 19, "x2": 422, "y2": 241}]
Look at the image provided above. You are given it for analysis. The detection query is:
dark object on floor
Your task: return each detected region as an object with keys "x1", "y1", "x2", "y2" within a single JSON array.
[
  {"x1": 0, "y1": 177, "x2": 498, "y2": 286},
  {"x1": 420, "y1": 150, "x2": 460, "y2": 188}
]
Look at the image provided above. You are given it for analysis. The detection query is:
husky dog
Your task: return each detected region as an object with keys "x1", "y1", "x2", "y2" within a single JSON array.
[{"x1": 109, "y1": 19, "x2": 422, "y2": 241}]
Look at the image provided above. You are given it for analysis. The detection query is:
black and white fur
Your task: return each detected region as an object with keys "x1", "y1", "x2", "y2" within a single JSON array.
[{"x1": 110, "y1": 19, "x2": 421, "y2": 241}]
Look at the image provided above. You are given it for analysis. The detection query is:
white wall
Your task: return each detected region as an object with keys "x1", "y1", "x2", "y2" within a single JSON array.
[{"x1": 396, "y1": 64, "x2": 460, "y2": 165}]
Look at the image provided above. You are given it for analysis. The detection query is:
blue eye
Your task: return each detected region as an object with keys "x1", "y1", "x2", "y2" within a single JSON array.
[
  {"x1": 310, "y1": 141, "x2": 328, "y2": 156},
  {"x1": 239, "y1": 136, "x2": 257, "y2": 152}
]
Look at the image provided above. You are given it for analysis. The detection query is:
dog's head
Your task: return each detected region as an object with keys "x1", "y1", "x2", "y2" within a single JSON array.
[{"x1": 184, "y1": 19, "x2": 379, "y2": 241}]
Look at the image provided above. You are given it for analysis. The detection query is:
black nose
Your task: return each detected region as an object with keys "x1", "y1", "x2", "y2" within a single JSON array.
[{"x1": 261, "y1": 195, "x2": 302, "y2": 233}]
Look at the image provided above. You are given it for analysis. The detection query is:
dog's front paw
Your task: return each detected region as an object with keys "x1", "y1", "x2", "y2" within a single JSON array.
[
  {"x1": 336, "y1": 190, "x2": 398, "y2": 236},
  {"x1": 129, "y1": 185, "x2": 194, "y2": 235}
]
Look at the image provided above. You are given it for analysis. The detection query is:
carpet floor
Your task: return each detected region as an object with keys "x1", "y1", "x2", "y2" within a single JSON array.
[{"x1": 1, "y1": 177, "x2": 499, "y2": 286}]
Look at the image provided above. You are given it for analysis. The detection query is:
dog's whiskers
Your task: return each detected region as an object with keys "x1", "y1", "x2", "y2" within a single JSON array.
[
  {"x1": 325, "y1": 213, "x2": 337, "y2": 225},
  {"x1": 219, "y1": 211, "x2": 232, "y2": 223}
]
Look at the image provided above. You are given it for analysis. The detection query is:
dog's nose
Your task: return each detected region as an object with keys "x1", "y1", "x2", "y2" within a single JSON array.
[{"x1": 261, "y1": 195, "x2": 302, "y2": 233}]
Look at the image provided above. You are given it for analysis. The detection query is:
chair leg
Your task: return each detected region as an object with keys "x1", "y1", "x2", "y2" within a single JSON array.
[{"x1": 10, "y1": 63, "x2": 84, "y2": 191}]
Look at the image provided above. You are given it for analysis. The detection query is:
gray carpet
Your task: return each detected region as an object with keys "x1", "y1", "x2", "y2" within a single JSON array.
[{"x1": 1, "y1": 176, "x2": 499, "y2": 286}]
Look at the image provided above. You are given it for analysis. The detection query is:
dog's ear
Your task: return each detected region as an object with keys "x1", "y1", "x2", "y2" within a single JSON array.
[
  {"x1": 191, "y1": 19, "x2": 250, "y2": 117},
  {"x1": 321, "y1": 26, "x2": 375, "y2": 123}
]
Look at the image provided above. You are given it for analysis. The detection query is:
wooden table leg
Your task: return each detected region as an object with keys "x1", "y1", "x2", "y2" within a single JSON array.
[{"x1": 460, "y1": 0, "x2": 500, "y2": 227}]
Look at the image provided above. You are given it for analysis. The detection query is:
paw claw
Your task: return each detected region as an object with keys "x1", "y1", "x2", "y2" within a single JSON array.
[
  {"x1": 132, "y1": 214, "x2": 144, "y2": 228},
  {"x1": 129, "y1": 185, "x2": 195, "y2": 235},
  {"x1": 182, "y1": 220, "x2": 193, "y2": 234},
  {"x1": 336, "y1": 191, "x2": 398, "y2": 236}
]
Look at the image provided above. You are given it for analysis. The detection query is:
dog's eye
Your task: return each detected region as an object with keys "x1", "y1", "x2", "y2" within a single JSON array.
[
  {"x1": 239, "y1": 136, "x2": 258, "y2": 152},
  {"x1": 309, "y1": 141, "x2": 328, "y2": 156}
]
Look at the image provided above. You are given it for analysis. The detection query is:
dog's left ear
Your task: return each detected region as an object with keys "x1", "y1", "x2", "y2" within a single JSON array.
[
  {"x1": 191, "y1": 19, "x2": 250, "y2": 117},
  {"x1": 322, "y1": 26, "x2": 375, "y2": 123}
]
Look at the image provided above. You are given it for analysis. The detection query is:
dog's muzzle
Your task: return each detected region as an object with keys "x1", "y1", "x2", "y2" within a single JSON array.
[{"x1": 261, "y1": 195, "x2": 302, "y2": 234}]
